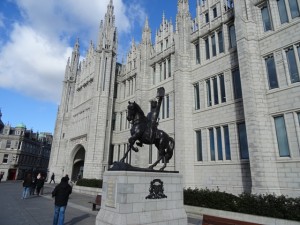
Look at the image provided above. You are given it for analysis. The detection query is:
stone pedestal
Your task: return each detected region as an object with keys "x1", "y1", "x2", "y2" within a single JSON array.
[{"x1": 96, "y1": 171, "x2": 187, "y2": 225}]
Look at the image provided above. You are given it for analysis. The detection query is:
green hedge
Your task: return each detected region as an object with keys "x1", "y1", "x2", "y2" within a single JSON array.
[
  {"x1": 184, "y1": 188, "x2": 300, "y2": 221},
  {"x1": 76, "y1": 178, "x2": 103, "y2": 188}
]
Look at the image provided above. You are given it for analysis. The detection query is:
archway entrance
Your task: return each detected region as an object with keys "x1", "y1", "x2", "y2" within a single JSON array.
[{"x1": 72, "y1": 146, "x2": 85, "y2": 181}]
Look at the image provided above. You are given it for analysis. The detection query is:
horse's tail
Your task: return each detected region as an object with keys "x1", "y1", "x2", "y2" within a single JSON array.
[{"x1": 166, "y1": 137, "x2": 175, "y2": 163}]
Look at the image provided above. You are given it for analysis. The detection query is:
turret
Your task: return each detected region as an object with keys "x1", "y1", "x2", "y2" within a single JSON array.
[
  {"x1": 70, "y1": 38, "x2": 80, "y2": 74},
  {"x1": 142, "y1": 17, "x2": 152, "y2": 45},
  {"x1": 176, "y1": 0, "x2": 192, "y2": 53},
  {"x1": 97, "y1": 0, "x2": 117, "y2": 52}
]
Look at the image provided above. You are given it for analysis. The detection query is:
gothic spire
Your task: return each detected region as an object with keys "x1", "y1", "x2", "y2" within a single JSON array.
[
  {"x1": 70, "y1": 38, "x2": 80, "y2": 72},
  {"x1": 97, "y1": 0, "x2": 116, "y2": 51},
  {"x1": 142, "y1": 17, "x2": 151, "y2": 45},
  {"x1": 177, "y1": 0, "x2": 190, "y2": 15}
]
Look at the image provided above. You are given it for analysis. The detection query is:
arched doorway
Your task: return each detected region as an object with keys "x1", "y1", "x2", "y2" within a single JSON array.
[{"x1": 72, "y1": 146, "x2": 85, "y2": 181}]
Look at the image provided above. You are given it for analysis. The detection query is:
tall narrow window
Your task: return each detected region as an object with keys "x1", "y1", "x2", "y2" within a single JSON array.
[
  {"x1": 168, "y1": 58, "x2": 171, "y2": 77},
  {"x1": 2, "y1": 154, "x2": 8, "y2": 163},
  {"x1": 265, "y1": 55, "x2": 279, "y2": 89},
  {"x1": 238, "y1": 122, "x2": 249, "y2": 159},
  {"x1": 112, "y1": 113, "x2": 116, "y2": 131},
  {"x1": 209, "y1": 128, "x2": 215, "y2": 161},
  {"x1": 206, "y1": 80, "x2": 212, "y2": 106},
  {"x1": 212, "y1": 35, "x2": 216, "y2": 57},
  {"x1": 288, "y1": 0, "x2": 300, "y2": 18},
  {"x1": 218, "y1": 31, "x2": 224, "y2": 53},
  {"x1": 274, "y1": 116, "x2": 290, "y2": 156},
  {"x1": 118, "y1": 145, "x2": 120, "y2": 161},
  {"x1": 224, "y1": 125, "x2": 231, "y2": 160},
  {"x1": 120, "y1": 112, "x2": 123, "y2": 131},
  {"x1": 149, "y1": 145, "x2": 152, "y2": 164},
  {"x1": 194, "y1": 83, "x2": 200, "y2": 110},
  {"x1": 162, "y1": 97, "x2": 165, "y2": 119},
  {"x1": 205, "y1": 12, "x2": 209, "y2": 23},
  {"x1": 196, "y1": 130, "x2": 203, "y2": 161},
  {"x1": 277, "y1": 0, "x2": 288, "y2": 24},
  {"x1": 108, "y1": 145, "x2": 114, "y2": 165},
  {"x1": 164, "y1": 61, "x2": 166, "y2": 80},
  {"x1": 166, "y1": 95, "x2": 170, "y2": 118},
  {"x1": 286, "y1": 48, "x2": 300, "y2": 83},
  {"x1": 261, "y1": 4, "x2": 273, "y2": 31},
  {"x1": 232, "y1": 69, "x2": 242, "y2": 99},
  {"x1": 219, "y1": 74, "x2": 226, "y2": 103},
  {"x1": 160, "y1": 64, "x2": 162, "y2": 81},
  {"x1": 228, "y1": 24, "x2": 236, "y2": 48},
  {"x1": 195, "y1": 42, "x2": 200, "y2": 64},
  {"x1": 213, "y1": 77, "x2": 219, "y2": 105},
  {"x1": 213, "y1": 7, "x2": 217, "y2": 18},
  {"x1": 216, "y1": 127, "x2": 223, "y2": 160},
  {"x1": 205, "y1": 38, "x2": 210, "y2": 59},
  {"x1": 6, "y1": 140, "x2": 11, "y2": 148},
  {"x1": 152, "y1": 66, "x2": 156, "y2": 85}
]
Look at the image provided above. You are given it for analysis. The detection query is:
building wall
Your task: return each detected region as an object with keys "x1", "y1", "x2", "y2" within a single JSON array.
[{"x1": 49, "y1": 0, "x2": 300, "y2": 197}]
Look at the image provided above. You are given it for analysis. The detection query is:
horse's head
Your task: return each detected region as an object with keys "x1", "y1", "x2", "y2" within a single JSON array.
[
  {"x1": 127, "y1": 101, "x2": 145, "y2": 123},
  {"x1": 127, "y1": 101, "x2": 137, "y2": 122}
]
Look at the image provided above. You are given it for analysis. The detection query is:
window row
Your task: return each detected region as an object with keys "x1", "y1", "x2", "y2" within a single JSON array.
[
  {"x1": 194, "y1": 24, "x2": 236, "y2": 64},
  {"x1": 158, "y1": 38, "x2": 169, "y2": 52},
  {"x1": 195, "y1": 122, "x2": 249, "y2": 162},
  {"x1": 260, "y1": 0, "x2": 300, "y2": 32},
  {"x1": 194, "y1": 68, "x2": 242, "y2": 110},
  {"x1": 265, "y1": 43, "x2": 300, "y2": 89},
  {"x1": 152, "y1": 57, "x2": 172, "y2": 85},
  {"x1": 116, "y1": 76, "x2": 136, "y2": 99}
]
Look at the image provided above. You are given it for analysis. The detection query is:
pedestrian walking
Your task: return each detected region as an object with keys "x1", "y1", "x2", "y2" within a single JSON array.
[
  {"x1": 50, "y1": 172, "x2": 55, "y2": 184},
  {"x1": 52, "y1": 177, "x2": 72, "y2": 225},
  {"x1": 22, "y1": 173, "x2": 32, "y2": 199},
  {"x1": 0, "y1": 172, "x2": 4, "y2": 182},
  {"x1": 30, "y1": 176, "x2": 37, "y2": 195},
  {"x1": 36, "y1": 175, "x2": 45, "y2": 196}
]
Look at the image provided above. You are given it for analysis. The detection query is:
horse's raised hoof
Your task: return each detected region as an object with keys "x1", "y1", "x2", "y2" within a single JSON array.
[{"x1": 132, "y1": 147, "x2": 139, "y2": 152}]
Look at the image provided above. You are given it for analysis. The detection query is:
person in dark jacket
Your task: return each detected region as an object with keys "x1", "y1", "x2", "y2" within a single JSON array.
[
  {"x1": 22, "y1": 173, "x2": 32, "y2": 199},
  {"x1": 36, "y1": 175, "x2": 45, "y2": 196},
  {"x1": 52, "y1": 177, "x2": 72, "y2": 225},
  {"x1": 50, "y1": 172, "x2": 55, "y2": 183}
]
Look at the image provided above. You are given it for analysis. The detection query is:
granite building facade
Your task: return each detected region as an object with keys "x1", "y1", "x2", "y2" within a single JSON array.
[{"x1": 49, "y1": 0, "x2": 300, "y2": 197}]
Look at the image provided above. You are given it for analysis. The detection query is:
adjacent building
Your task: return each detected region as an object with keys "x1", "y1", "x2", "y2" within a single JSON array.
[
  {"x1": 49, "y1": 0, "x2": 300, "y2": 197},
  {"x1": 0, "y1": 111, "x2": 52, "y2": 180}
]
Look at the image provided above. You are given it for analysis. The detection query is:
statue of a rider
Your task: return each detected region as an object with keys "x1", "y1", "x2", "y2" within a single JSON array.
[{"x1": 147, "y1": 87, "x2": 165, "y2": 143}]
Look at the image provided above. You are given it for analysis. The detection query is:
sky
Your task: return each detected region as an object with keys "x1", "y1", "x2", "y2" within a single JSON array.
[{"x1": 0, "y1": 0, "x2": 198, "y2": 134}]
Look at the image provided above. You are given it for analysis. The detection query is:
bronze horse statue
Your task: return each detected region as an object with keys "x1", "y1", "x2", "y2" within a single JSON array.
[{"x1": 120, "y1": 101, "x2": 174, "y2": 170}]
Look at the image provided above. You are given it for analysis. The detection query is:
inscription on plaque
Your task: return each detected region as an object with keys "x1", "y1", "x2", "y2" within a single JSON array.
[{"x1": 105, "y1": 178, "x2": 116, "y2": 208}]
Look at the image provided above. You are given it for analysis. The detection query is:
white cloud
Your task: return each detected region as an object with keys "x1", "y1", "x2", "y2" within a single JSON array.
[
  {"x1": 0, "y1": 24, "x2": 72, "y2": 103},
  {"x1": 0, "y1": 0, "x2": 147, "y2": 103}
]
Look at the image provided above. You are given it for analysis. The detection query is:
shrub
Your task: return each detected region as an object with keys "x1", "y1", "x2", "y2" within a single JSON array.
[
  {"x1": 76, "y1": 178, "x2": 103, "y2": 188},
  {"x1": 184, "y1": 188, "x2": 300, "y2": 221}
]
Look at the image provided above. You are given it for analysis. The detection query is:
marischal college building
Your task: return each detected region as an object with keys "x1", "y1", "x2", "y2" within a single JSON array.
[{"x1": 49, "y1": 0, "x2": 300, "y2": 197}]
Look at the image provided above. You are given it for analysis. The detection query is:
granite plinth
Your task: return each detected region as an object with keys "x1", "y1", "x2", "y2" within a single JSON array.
[{"x1": 96, "y1": 171, "x2": 187, "y2": 225}]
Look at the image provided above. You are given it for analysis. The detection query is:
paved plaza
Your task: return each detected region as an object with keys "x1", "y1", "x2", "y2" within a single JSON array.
[{"x1": 0, "y1": 181, "x2": 202, "y2": 225}]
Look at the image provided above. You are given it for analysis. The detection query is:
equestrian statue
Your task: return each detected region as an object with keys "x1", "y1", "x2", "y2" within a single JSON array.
[{"x1": 119, "y1": 87, "x2": 174, "y2": 171}]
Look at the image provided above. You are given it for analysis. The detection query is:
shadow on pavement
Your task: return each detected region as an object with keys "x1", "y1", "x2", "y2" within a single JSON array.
[{"x1": 64, "y1": 214, "x2": 91, "y2": 225}]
